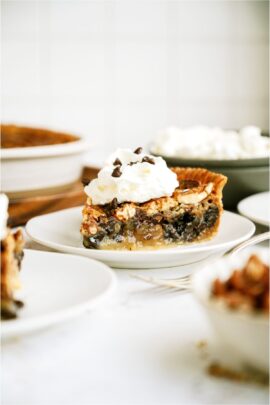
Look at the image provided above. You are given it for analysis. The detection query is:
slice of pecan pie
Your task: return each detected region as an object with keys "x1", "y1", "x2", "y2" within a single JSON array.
[
  {"x1": 81, "y1": 165, "x2": 227, "y2": 250},
  {"x1": 1, "y1": 229, "x2": 24, "y2": 319},
  {"x1": 1, "y1": 194, "x2": 24, "y2": 319}
]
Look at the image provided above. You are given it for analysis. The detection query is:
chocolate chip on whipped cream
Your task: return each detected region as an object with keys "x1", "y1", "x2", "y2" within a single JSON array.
[
  {"x1": 134, "y1": 146, "x2": 143, "y2": 154},
  {"x1": 112, "y1": 166, "x2": 122, "y2": 178},
  {"x1": 113, "y1": 158, "x2": 122, "y2": 166},
  {"x1": 142, "y1": 156, "x2": 155, "y2": 165}
]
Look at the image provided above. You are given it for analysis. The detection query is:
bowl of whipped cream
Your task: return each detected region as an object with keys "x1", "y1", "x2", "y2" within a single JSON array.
[{"x1": 150, "y1": 126, "x2": 269, "y2": 208}]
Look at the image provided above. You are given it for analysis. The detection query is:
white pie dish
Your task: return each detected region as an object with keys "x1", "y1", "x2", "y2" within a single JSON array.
[
  {"x1": 26, "y1": 207, "x2": 255, "y2": 269},
  {"x1": 0, "y1": 125, "x2": 91, "y2": 198},
  {"x1": 1, "y1": 249, "x2": 116, "y2": 340},
  {"x1": 192, "y1": 247, "x2": 269, "y2": 373}
]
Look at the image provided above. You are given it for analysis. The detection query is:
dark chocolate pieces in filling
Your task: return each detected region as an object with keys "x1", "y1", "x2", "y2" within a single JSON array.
[
  {"x1": 83, "y1": 204, "x2": 219, "y2": 249},
  {"x1": 163, "y1": 206, "x2": 219, "y2": 242}
]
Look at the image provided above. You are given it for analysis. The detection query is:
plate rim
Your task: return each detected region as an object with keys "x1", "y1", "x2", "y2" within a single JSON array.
[
  {"x1": 237, "y1": 191, "x2": 270, "y2": 227},
  {"x1": 25, "y1": 207, "x2": 256, "y2": 256},
  {"x1": 1, "y1": 249, "x2": 117, "y2": 339}
]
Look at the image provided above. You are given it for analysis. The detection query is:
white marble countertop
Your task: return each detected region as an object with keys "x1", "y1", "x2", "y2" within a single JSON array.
[{"x1": 2, "y1": 238, "x2": 269, "y2": 405}]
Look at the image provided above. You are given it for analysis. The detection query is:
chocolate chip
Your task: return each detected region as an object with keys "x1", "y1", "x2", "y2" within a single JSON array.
[
  {"x1": 112, "y1": 166, "x2": 122, "y2": 177},
  {"x1": 113, "y1": 158, "x2": 122, "y2": 166},
  {"x1": 81, "y1": 177, "x2": 90, "y2": 186},
  {"x1": 142, "y1": 156, "x2": 155, "y2": 165},
  {"x1": 14, "y1": 299, "x2": 24, "y2": 308},
  {"x1": 134, "y1": 147, "x2": 143, "y2": 154},
  {"x1": 83, "y1": 236, "x2": 101, "y2": 249},
  {"x1": 110, "y1": 197, "x2": 118, "y2": 209}
]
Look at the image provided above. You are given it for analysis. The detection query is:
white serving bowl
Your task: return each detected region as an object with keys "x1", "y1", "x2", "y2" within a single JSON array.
[
  {"x1": 0, "y1": 125, "x2": 91, "y2": 198},
  {"x1": 192, "y1": 248, "x2": 269, "y2": 373}
]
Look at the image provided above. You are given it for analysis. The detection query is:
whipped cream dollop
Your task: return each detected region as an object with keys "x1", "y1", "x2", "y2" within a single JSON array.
[
  {"x1": 85, "y1": 148, "x2": 178, "y2": 205},
  {"x1": 0, "y1": 194, "x2": 9, "y2": 240},
  {"x1": 152, "y1": 126, "x2": 270, "y2": 160}
]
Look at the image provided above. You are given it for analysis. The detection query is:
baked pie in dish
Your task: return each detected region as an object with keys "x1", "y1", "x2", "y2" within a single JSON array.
[
  {"x1": 0, "y1": 194, "x2": 24, "y2": 319},
  {"x1": 81, "y1": 148, "x2": 227, "y2": 250}
]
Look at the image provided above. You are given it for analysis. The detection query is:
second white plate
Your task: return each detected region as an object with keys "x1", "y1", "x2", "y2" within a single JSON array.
[
  {"x1": 238, "y1": 191, "x2": 270, "y2": 227},
  {"x1": 2, "y1": 249, "x2": 116, "y2": 340},
  {"x1": 26, "y1": 207, "x2": 255, "y2": 269}
]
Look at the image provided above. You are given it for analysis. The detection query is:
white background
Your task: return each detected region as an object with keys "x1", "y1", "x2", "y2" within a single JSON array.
[{"x1": 1, "y1": 0, "x2": 269, "y2": 162}]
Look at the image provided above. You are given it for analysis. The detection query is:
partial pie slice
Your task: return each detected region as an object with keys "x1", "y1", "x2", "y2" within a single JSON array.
[
  {"x1": 1, "y1": 228, "x2": 24, "y2": 319},
  {"x1": 80, "y1": 167, "x2": 227, "y2": 250}
]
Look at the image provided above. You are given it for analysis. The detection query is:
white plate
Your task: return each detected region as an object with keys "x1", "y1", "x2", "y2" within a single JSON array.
[
  {"x1": 238, "y1": 191, "x2": 270, "y2": 227},
  {"x1": 1, "y1": 249, "x2": 116, "y2": 340},
  {"x1": 26, "y1": 207, "x2": 255, "y2": 269}
]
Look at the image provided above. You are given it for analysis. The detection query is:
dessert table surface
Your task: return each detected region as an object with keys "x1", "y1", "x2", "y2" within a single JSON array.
[{"x1": 2, "y1": 234, "x2": 269, "y2": 405}]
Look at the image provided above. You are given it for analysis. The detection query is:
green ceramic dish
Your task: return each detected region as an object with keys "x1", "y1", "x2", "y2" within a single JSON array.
[{"x1": 150, "y1": 149, "x2": 269, "y2": 209}]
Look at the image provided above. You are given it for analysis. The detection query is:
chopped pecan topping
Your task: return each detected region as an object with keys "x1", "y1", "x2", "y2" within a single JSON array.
[
  {"x1": 212, "y1": 255, "x2": 269, "y2": 313},
  {"x1": 179, "y1": 179, "x2": 200, "y2": 190}
]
